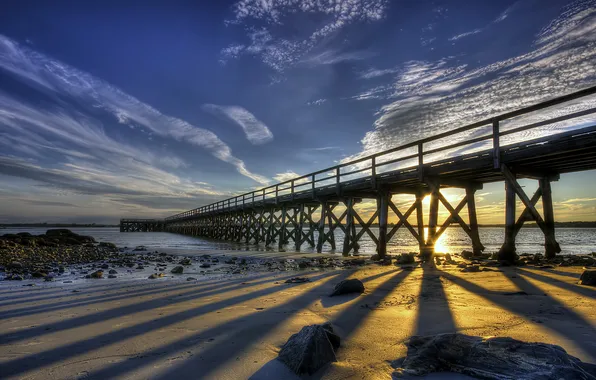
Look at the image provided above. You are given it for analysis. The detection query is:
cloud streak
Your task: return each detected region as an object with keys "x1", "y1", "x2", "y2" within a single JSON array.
[
  {"x1": 220, "y1": 0, "x2": 388, "y2": 72},
  {"x1": 202, "y1": 104, "x2": 273, "y2": 145},
  {"x1": 347, "y1": 0, "x2": 596, "y2": 163},
  {"x1": 0, "y1": 35, "x2": 268, "y2": 185}
]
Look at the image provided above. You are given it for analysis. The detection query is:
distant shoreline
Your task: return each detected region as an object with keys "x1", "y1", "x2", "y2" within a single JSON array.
[
  {"x1": 0, "y1": 223, "x2": 119, "y2": 228},
  {"x1": 1, "y1": 221, "x2": 595, "y2": 229}
]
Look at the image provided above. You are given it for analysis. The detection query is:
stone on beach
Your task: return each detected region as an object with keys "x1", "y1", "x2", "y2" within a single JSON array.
[
  {"x1": 396, "y1": 253, "x2": 416, "y2": 265},
  {"x1": 392, "y1": 333, "x2": 596, "y2": 379},
  {"x1": 278, "y1": 323, "x2": 340, "y2": 375},
  {"x1": 171, "y1": 266, "x2": 184, "y2": 274},
  {"x1": 329, "y1": 278, "x2": 364, "y2": 297},
  {"x1": 89, "y1": 270, "x2": 103, "y2": 279},
  {"x1": 285, "y1": 277, "x2": 311, "y2": 284},
  {"x1": 578, "y1": 270, "x2": 596, "y2": 286},
  {"x1": 179, "y1": 258, "x2": 192, "y2": 266}
]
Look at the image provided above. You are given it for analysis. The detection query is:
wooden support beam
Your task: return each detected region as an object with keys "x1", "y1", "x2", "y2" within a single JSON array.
[
  {"x1": 416, "y1": 192, "x2": 425, "y2": 252},
  {"x1": 387, "y1": 199, "x2": 419, "y2": 241},
  {"x1": 295, "y1": 204, "x2": 305, "y2": 250},
  {"x1": 424, "y1": 183, "x2": 440, "y2": 261},
  {"x1": 434, "y1": 194, "x2": 469, "y2": 241},
  {"x1": 279, "y1": 206, "x2": 287, "y2": 248},
  {"x1": 513, "y1": 187, "x2": 542, "y2": 237},
  {"x1": 466, "y1": 187, "x2": 485, "y2": 255},
  {"x1": 540, "y1": 177, "x2": 561, "y2": 258},
  {"x1": 377, "y1": 193, "x2": 389, "y2": 258},
  {"x1": 501, "y1": 165, "x2": 559, "y2": 249},
  {"x1": 342, "y1": 198, "x2": 355, "y2": 256},
  {"x1": 316, "y1": 202, "x2": 327, "y2": 253},
  {"x1": 499, "y1": 178, "x2": 517, "y2": 262}
]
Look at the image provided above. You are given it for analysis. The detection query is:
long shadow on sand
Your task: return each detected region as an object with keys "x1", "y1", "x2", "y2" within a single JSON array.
[
  {"x1": 438, "y1": 268, "x2": 596, "y2": 361},
  {"x1": 0, "y1": 271, "x2": 301, "y2": 323},
  {"x1": 84, "y1": 270, "x2": 355, "y2": 379},
  {"x1": 414, "y1": 264, "x2": 458, "y2": 336},
  {"x1": 0, "y1": 270, "x2": 342, "y2": 378},
  {"x1": 320, "y1": 268, "x2": 401, "y2": 308},
  {"x1": 86, "y1": 268, "x2": 401, "y2": 379},
  {"x1": 516, "y1": 268, "x2": 596, "y2": 298},
  {"x1": 0, "y1": 272, "x2": 307, "y2": 344}
]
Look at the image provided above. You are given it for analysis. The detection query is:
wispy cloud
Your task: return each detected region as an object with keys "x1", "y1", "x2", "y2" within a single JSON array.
[
  {"x1": 448, "y1": 28, "x2": 483, "y2": 41},
  {"x1": 273, "y1": 170, "x2": 301, "y2": 182},
  {"x1": 0, "y1": 34, "x2": 268, "y2": 185},
  {"x1": 359, "y1": 67, "x2": 400, "y2": 79},
  {"x1": 345, "y1": 0, "x2": 596, "y2": 163},
  {"x1": 202, "y1": 104, "x2": 273, "y2": 145},
  {"x1": 307, "y1": 99, "x2": 327, "y2": 106},
  {"x1": 220, "y1": 0, "x2": 388, "y2": 72},
  {"x1": 299, "y1": 49, "x2": 374, "y2": 66},
  {"x1": 448, "y1": 2, "x2": 522, "y2": 42}
]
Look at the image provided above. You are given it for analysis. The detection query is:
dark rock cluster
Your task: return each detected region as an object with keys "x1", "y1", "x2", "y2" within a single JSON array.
[{"x1": 1, "y1": 229, "x2": 119, "y2": 280}]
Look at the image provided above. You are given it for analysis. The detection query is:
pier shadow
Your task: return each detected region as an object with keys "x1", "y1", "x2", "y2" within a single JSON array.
[
  {"x1": 0, "y1": 270, "x2": 343, "y2": 378},
  {"x1": 517, "y1": 268, "x2": 596, "y2": 298},
  {"x1": 86, "y1": 270, "x2": 355, "y2": 380},
  {"x1": 437, "y1": 268, "x2": 596, "y2": 360},
  {"x1": 320, "y1": 268, "x2": 400, "y2": 308},
  {"x1": 415, "y1": 265, "x2": 458, "y2": 336},
  {"x1": 0, "y1": 272, "x2": 311, "y2": 345},
  {"x1": 0, "y1": 271, "x2": 301, "y2": 322}
]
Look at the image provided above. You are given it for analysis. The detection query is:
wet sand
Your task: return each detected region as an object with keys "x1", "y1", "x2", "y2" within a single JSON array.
[{"x1": 0, "y1": 250, "x2": 595, "y2": 379}]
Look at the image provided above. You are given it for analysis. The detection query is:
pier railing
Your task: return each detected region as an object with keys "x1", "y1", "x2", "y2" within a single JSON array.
[{"x1": 165, "y1": 86, "x2": 596, "y2": 222}]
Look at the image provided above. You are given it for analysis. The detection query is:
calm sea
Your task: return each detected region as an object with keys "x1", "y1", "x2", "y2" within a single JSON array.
[{"x1": 2, "y1": 226, "x2": 595, "y2": 256}]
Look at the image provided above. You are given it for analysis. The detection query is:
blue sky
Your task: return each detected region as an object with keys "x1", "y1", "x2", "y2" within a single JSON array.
[{"x1": 0, "y1": 0, "x2": 595, "y2": 223}]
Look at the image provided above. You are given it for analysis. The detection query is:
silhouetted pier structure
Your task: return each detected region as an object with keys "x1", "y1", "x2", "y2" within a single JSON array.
[
  {"x1": 121, "y1": 86, "x2": 596, "y2": 261},
  {"x1": 120, "y1": 219, "x2": 165, "y2": 232}
]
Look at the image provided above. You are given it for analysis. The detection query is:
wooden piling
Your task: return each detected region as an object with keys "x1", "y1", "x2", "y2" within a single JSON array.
[
  {"x1": 499, "y1": 181, "x2": 517, "y2": 262},
  {"x1": 377, "y1": 193, "x2": 389, "y2": 259},
  {"x1": 540, "y1": 178, "x2": 560, "y2": 258},
  {"x1": 466, "y1": 187, "x2": 483, "y2": 255}
]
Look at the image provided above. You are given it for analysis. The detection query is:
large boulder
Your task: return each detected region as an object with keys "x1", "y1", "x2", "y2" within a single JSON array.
[
  {"x1": 329, "y1": 279, "x2": 364, "y2": 297},
  {"x1": 393, "y1": 333, "x2": 596, "y2": 379},
  {"x1": 278, "y1": 323, "x2": 340, "y2": 375},
  {"x1": 44, "y1": 229, "x2": 95, "y2": 245},
  {"x1": 578, "y1": 270, "x2": 596, "y2": 286}
]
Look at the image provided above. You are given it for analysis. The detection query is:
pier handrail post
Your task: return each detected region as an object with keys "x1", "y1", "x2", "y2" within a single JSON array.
[
  {"x1": 263, "y1": 188, "x2": 265, "y2": 202},
  {"x1": 371, "y1": 156, "x2": 376, "y2": 189},
  {"x1": 275, "y1": 184, "x2": 279, "y2": 204},
  {"x1": 335, "y1": 167, "x2": 340, "y2": 195},
  {"x1": 311, "y1": 174, "x2": 315, "y2": 199},
  {"x1": 492, "y1": 120, "x2": 500, "y2": 169},
  {"x1": 291, "y1": 180, "x2": 295, "y2": 201},
  {"x1": 417, "y1": 142, "x2": 424, "y2": 180}
]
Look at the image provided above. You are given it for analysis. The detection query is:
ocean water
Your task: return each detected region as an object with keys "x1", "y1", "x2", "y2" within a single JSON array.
[{"x1": 2, "y1": 226, "x2": 595, "y2": 256}]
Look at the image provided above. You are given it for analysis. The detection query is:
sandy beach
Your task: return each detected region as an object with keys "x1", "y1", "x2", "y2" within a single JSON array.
[{"x1": 1, "y1": 249, "x2": 595, "y2": 379}]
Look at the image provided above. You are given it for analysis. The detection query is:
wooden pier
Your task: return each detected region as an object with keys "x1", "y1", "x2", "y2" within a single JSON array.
[
  {"x1": 120, "y1": 219, "x2": 165, "y2": 232},
  {"x1": 121, "y1": 86, "x2": 596, "y2": 262}
]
